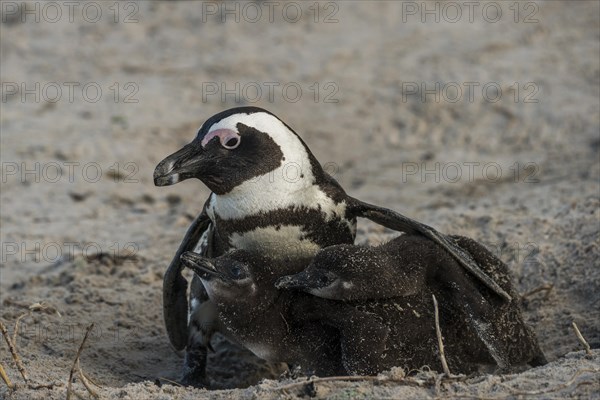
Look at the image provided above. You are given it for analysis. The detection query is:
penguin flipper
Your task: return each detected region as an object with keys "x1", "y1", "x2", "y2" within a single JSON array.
[
  {"x1": 163, "y1": 208, "x2": 212, "y2": 351},
  {"x1": 347, "y1": 197, "x2": 512, "y2": 302}
]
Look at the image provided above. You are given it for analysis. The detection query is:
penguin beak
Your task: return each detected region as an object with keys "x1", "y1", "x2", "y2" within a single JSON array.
[
  {"x1": 180, "y1": 252, "x2": 223, "y2": 281},
  {"x1": 275, "y1": 271, "x2": 312, "y2": 291},
  {"x1": 154, "y1": 141, "x2": 206, "y2": 186}
]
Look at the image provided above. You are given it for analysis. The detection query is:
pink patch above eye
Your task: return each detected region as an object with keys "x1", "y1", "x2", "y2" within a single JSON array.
[{"x1": 201, "y1": 128, "x2": 240, "y2": 149}]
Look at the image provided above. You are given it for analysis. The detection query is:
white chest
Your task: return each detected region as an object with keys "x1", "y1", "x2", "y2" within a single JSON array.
[{"x1": 229, "y1": 225, "x2": 321, "y2": 259}]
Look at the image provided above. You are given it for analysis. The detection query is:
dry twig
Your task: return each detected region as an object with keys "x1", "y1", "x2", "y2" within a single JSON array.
[
  {"x1": 0, "y1": 304, "x2": 63, "y2": 391},
  {"x1": 0, "y1": 320, "x2": 29, "y2": 383},
  {"x1": 521, "y1": 283, "x2": 554, "y2": 301},
  {"x1": 274, "y1": 368, "x2": 478, "y2": 395},
  {"x1": 66, "y1": 323, "x2": 95, "y2": 400},
  {"x1": 80, "y1": 369, "x2": 102, "y2": 388},
  {"x1": 0, "y1": 362, "x2": 14, "y2": 390},
  {"x1": 496, "y1": 368, "x2": 597, "y2": 397},
  {"x1": 77, "y1": 359, "x2": 99, "y2": 398},
  {"x1": 29, "y1": 302, "x2": 62, "y2": 317},
  {"x1": 571, "y1": 322, "x2": 592, "y2": 356},
  {"x1": 157, "y1": 376, "x2": 184, "y2": 387},
  {"x1": 276, "y1": 375, "x2": 380, "y2": 392},
  {"x1": 12, "y1": 312, "x2": 29, "y2": 345},
  {"x1": 13, "y1": 302, "x2": 61, "y2": 347},
  {"x1": 432, "y1": 294, "x2": 451, "y2": 376},
  {"x1": 275, "y1": 373, "x2": 441, "y2": 392}
]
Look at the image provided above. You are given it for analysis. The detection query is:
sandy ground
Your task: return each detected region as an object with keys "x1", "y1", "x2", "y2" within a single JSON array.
[{"x1": 1, "y1": 1, "x2": 599, "y2": 399}]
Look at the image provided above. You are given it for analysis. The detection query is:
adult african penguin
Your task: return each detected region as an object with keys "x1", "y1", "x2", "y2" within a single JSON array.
[{"x1": 153, "y1": 106, "x2": 510, "y2": 385}]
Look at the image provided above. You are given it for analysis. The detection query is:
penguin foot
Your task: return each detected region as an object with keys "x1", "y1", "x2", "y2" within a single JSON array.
[
  {"x1": 178, "y1": 299, "x2": 219, "y2": 387},
  {"x1": 179, "y1": 373, "x2": 210, "y2": 388},
  {"x1": 180, "y1": 349, "x2": 210, "y2": 388},
  {"x1": 529, "y1": 351, "x2": 548, "y2": 367},
  {"x1": 180, "y1": 331, "x2": 210, "y2": 388}
]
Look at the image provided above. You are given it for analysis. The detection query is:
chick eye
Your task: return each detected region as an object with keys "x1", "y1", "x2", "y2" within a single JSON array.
[
  {"x1": 319, "y1": 275, "x2": 330, "y2": 285},
  {"x1": 230, "y1": 266, "x2": 243, "y2": 279}
]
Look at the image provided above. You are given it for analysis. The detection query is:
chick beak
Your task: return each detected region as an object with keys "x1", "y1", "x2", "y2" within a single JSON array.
[
  {"x1": 275, "y1": 271, "x2": 312, "y2": 290},
  {"x1": 180, "y1": 252, "x2": 222, "y2": 281}
]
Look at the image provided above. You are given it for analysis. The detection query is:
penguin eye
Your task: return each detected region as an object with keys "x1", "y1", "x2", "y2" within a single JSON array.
[
  {"x1": 318, "y1": 274, "x2": 330, "y2": 285},
  {"x1": 201, "y1": 129, "x2": 241, "y2": 150},
  {"x1": 230, "y1": 265, "x2": 245, "y2": 279},
  {"x1": 222, "y1": 135, "x2": 240, "y2": 150}
]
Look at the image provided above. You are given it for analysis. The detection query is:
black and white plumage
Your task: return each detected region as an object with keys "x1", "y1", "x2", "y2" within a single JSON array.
[
  {"x1": 276, "y1": 235, "x2": 547, "y2": 374},
  {"x1": 155, "y1": 108, "x2": 357, "y2": 260},
  {"x1": 153, "y1": 107, "x2": 511, "y2": 384}
]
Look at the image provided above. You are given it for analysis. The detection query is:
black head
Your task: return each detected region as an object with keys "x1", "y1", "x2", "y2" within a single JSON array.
[
  {"x1": 154, "y1": 107, "x2": 318, "y2": 195},
  {"x1": 180, "y1": 250, "x2": 259, "y2": 303},
  {"x1": 180, "y1": 249, "x2": 308, "y2": 309},
  {"x1": 274, "y1": 243, "x2": 401, "y2": 300},
  {"x1": 180, "y1": 250, "x2": 250, "y2": 282},
  {"x1": 275, "y1": 244, "x2": 362, "y2": 299}
]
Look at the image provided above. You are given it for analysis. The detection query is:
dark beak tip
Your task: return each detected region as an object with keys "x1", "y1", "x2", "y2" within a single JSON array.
[
  {"x1": 180, "y1": 253, "x2": 222, "y2": 280},
  {"x1": 274, "y1": 280, "x2": 286, "y2": 289},
  {"x1": 180, "y1": 251, "x2": 200, "y2": 264},
  {"x1": 154, "y1": 141, "x2": 202, "y2": 187},
  {"x1": 179, "y1": 254, "x2": 192, "y2": 267},
  {"x1": 275, "y1": 276, "x2": 299, "y2": 290},
  {"x1": 156, "y1": 176, "x2": 177, "y2": 187},
  {"x1": 153, "y1": 175, "x2": 164, "y2": 187},
  {"x1": 153, "y1": 160, "x2": 176, "y2": 187}
]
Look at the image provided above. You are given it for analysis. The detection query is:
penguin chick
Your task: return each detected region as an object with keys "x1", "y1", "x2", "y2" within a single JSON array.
[
  {"x1": 277, "y1": 235, "x2": 547, "y2": 375},
  {"x1": 179, "y1": 250, "x2": 346, "y2": 377}
]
